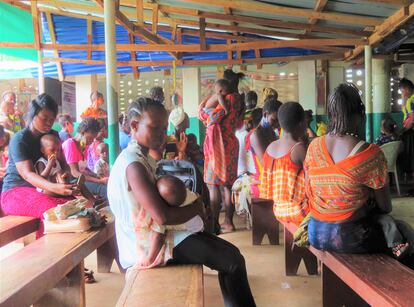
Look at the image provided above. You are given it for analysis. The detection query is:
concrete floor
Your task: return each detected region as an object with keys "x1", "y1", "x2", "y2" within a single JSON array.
[
  {"x1": 1, "y1": 197, "x2": 412, "y2": 306},
  {"x1": 85, "y1": 214, "x2": 322, "y2": 307}
]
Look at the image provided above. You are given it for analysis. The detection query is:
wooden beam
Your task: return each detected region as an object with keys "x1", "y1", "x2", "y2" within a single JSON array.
[
  {"x1": 346, "y1": 3, "x2": 414, "y2": 59},
  {"x1": 177, "y1": 28, "x2": 182, "y2": 44},
  {"x1": 144, "y1": 3, "x2": 370, "y2": 37},
  {"x1": 128, "y1": 33, "x2": 139, "y2": 80},
  {"x1": 361, "y1": 0, "x2": 410, "y2": 5},
  {"x1": 179, "y1": 0, "x2": 383, "y2": 25},
  {"x1": 199, "y1": 18, "x2": 206, "y2": 51},
  {"x1": 255, "y1": 49, "x2": 262, "y2": 69},
  {"x1": 31, "y1": 1, "x2": 41, "y2": 51},
  {"x1": 171, "y1": 22, "x2": 178, "y2": 41},
  {"x1": 152, "y1": 3, "x2": 158, "y2": 34},
  {"x1": 86, "y1": 18, "x2": 93, "y2": 60},
  {"x1": 45, "y1": 13, "x2": 64, "y2": 81},
  {"x1": 0, "y1": 38, "x2": 364, "y2": 53},
  {"x1": 42, "y1": 52, "x2": 342, "y2": 67},
  {"x1": 308, "y1": 0, "x2": 328, "y2": 29},
  {"x1": 136, "y1": 0, "x2": 144, "y2": 26},
  {"x1": 227, "y1": 39, "x2": 233, "y2": 68}
]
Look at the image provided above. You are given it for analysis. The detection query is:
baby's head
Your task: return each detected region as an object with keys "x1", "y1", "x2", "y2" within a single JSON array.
[
  {"x1": 40, "y1": 134, "x2": 61, "y2": 158},
  {"x1": 215, "y1": 79, "x2": 230, "y2": 97},
  {"x1": 156, "y1": 175, "x2": 187, "y2": 207},
  {"x1": 97, "y1": 142, "x2": 109, "y2": 161},
  {"x1": 381, "y1": 117, "x2": 397, "y2": 135}
]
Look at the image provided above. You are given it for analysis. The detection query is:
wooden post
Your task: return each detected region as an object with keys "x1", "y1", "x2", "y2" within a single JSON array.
[
  {"x1": 45, "y1": 13, "x2": 64, "y2": 81},
  {"x1": 152, "y1": 4, "x2": 159, "y2": 34},
  {"x1": 104, "y1": 0, "x2": 119, "y2": 165},
  {"x1": 86, "y1": 18, "x2": 92, "y2": 60},
  {"x1": 136, "y1": 0, "x2": 144, "y2": 26},
  {"x1": 199, "y1": 17, "x2": 206, "y2": 50},
  {"x1": 31, "y1": 1, "x2": 45, "y2": 94}
]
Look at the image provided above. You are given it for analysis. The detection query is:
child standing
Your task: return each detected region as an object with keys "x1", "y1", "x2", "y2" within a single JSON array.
[
  {"x1": 94, "y1": 142, "x2": 109, "y2": 178},
  {"x1": 260, "y1": 102, "x2": 309, "y2": 225}
]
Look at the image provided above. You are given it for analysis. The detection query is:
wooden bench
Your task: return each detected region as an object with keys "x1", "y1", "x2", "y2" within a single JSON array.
[
  {"x1": 116, "y1": 265, "x2": 204, "y2": 307},
  {"x1": 0, "y1": 222, "x2": 117, "y2": 307},
  {"x1": 281, "y1": 219, "x2": 414, "y2": 307},
  {"x1": 251, "y1": 198, "x2": 279, "y2": 245},
  {"x1": 0, "y1": 215, "x2": 39, "y2": 247}
]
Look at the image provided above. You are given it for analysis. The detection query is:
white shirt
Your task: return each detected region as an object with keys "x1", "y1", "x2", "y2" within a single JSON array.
[
  {"x1": 108, "y1": 141, "x2": 192, "y2": 269},
  {"x1": 236, "y1": 127, "x2": 248, "y2": 176}
]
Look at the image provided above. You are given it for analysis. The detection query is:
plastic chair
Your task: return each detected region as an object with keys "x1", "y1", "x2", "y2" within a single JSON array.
[{"x1": 380, "y1": 141, "x2": 402, "y2": 196}]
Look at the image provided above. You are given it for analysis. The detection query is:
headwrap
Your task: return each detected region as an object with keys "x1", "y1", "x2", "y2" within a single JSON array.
[{"x1": 168, "y1": 107, "x2": 186, "y2": 127}]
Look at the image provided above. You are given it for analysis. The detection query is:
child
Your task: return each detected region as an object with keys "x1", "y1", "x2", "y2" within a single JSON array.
[
  {"x1": 35, "y1": 134, "x2": 69, "y2": 195},
  {"x1": 138, "y1": 175, "x2": 204, "y2": 268},
  {"x1": 57, "y1": 114, "x2": 74, "y2": 142},
  {"x1": 94, "y1": 142, "x2": 109, "y2": 178},
  {"x1": 260, "y1": 102, "x2": 309, "y2": 225},
  {"x1": 203, "y1": 79, "x2": 230, "y2": 117},
  {"x1": 374, "y1": 117, "x2": 399, "y2": 146}
]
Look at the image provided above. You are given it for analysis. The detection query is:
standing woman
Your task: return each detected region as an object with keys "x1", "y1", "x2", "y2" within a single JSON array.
[
  {"x1": 199, "y1": 69, "x2": 244, "y2": 232},
  {"x1": 398, "y1": 78, "x2": 414, "y2": 181},
  {"x1": 246, "y1": 96, "x2": 281, "y2": 197},
  {"x1": 1, "y1": 94, "x2": 75, "y2": 235}
]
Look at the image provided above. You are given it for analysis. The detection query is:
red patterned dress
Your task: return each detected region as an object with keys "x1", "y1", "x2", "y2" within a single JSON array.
[{"x1": 199, "y1": 93, "x2": 243, "y2": 186}]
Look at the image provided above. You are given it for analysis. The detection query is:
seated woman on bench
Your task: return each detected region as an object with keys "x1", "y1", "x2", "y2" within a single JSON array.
[
  {"x1": 1, "y1": 94, "x2": 76, "y2": 237},
  {"x1": 305, "y1": 83, "x2": 412, "y2": 259},
  {"x1": 260, "y1": 102, "x2": 309, "y2": 226},
  {"x1": 108, "y1": 97, "x2": 256, "y2": 307},
  {"x1": 62, "y1": 117, "x2": 108, "y2": 200}
]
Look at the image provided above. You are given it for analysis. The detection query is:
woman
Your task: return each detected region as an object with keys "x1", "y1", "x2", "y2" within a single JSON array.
[
  {"x1": 168, "y1": 107, "x2": 204, "y2": 165},
  {"x1": 1, "y1": 94, "x2": 75, "y2": 234},
  {"x1": 398, "y1": 78, "x2": 414, "y2": 182},
  {"x1": 80, "y1": 91, "x2": 107, "y2": 120},
  {"x1": 108, "y1": 98, "x2": 256, "y2": 307},
  {"x1": 246, "y1": 96, "x2": 281, "y2": 197},
  {"x1": 0, "y1": 91, "x2": 25, "y2": 133},
  {"x1": 57, "y1": 113, "x2": 74, "y2": 142},
  {"x1": 119, "y1": 113, "x2": 131, "y2": 150},
  {"x1": 305, "y1": 83, "x2": 394, "y2": 253},
  {"x1": 62, "y1": 117, "x2": 107, "y2": 199},
  {"x1": 149, "y1": 86, "x2": 165, "y2": 105},
  {"x1": 199, "y1": 70, "x2": 245, "y2": 232},
  {"x1": 304, "y1": 110, "x2": 317, "y2": 139}
]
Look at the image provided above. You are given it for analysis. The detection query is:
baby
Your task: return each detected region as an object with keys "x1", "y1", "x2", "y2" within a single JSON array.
[
  {"x1": 35, "y1": 134, "x2": 69, "y2": 195},
  {"x1": 204, "y1": 79, "x2": 231, "y2": 116},
  {"x1": 139, "y1": 175, "x2": 204, "y2": 268},
  {"x1": 94, "y1": 142, "x2": 109, "y2": 178}
]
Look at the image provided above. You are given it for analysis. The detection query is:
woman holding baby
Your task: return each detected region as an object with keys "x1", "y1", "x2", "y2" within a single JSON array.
[{"x1": 108, "y1": 97, "x2": 255, "y2": 307}]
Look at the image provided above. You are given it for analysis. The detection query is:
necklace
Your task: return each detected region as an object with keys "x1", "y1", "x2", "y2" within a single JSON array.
[{"x1": 345, "y1": 132, "x2": 359, "y2": 138}]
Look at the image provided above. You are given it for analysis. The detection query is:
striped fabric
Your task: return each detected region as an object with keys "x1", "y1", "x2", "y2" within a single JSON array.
[
  {"x1": 260, "y1": 147, "x2": 309, "y2": 225},
  {"x1": 304, "y1": 136, "x2": 388, "y2": 223}
]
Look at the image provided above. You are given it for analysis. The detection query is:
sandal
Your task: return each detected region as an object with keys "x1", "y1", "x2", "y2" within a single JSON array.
[
  {"x1": 392, "y1": 243, "x2": 410, "y2": 259},
  {"x1": 84, "y1": 268, "x2": 96, "y2": 284}
]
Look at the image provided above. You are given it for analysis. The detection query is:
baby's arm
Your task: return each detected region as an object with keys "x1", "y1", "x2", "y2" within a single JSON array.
[{"x1": 217, "y1": 94, "x2": 229, "y2": 114}]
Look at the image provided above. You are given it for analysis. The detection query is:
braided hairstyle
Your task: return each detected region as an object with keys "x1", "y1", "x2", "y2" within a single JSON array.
[
  {"x1": 327, "y1": 83, "x2": 365, "y2": 136},
  {"x1": 128, "y1": 97, "x2": 165, "y2": 125}
]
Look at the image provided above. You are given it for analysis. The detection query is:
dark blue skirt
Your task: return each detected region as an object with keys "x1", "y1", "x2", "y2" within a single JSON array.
[{"x1": 308, "y1": 216, "x2": 387, "y2": 254}]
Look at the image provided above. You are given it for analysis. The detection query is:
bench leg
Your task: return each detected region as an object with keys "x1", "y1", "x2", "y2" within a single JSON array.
[
  {"x1": 97, "y1": 236, "x2": 124, "y2": 273},
  {"x1": 34, "y1": 261, "x2": 85, "y2": 307},
  {"x1": 251, "y1": 202, "x2": 280, "y2": 245},
  {"x1": 322, "y1": 264, "x2": 368, "y2": 307},
  {"x1": 284, "y1": 227, "x2": 318, "y2": 276}
]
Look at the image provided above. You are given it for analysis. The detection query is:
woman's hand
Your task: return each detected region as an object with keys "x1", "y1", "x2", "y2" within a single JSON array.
[
  {"x1": 176, "y1": 132, "x2": 188, "y2": 156},
  {"x1": 98, "y1": 177, "x2": 109, "y2": 184},
  {"x1": 50, "y1": 182, "x2": 76, "y2": 196}
]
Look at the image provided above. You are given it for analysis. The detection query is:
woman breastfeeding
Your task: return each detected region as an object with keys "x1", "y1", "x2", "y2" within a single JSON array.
[
  {"x1": 108, "y1": 98, "x2": 256, "y2": 307},
  {"x1": 1, "y1": 94, "x2": 75, "y2": 235},
  {"x1": 305, "y1": 83, "x2": 395, "y2": 253}
]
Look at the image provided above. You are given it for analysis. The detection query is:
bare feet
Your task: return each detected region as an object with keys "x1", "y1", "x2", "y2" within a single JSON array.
[
  {"x1": 392, "y1": 243, "x2": 410, "y2": 259},
  {"x1": 220, "y1": 222, "x2": 235, "y2": 233}
]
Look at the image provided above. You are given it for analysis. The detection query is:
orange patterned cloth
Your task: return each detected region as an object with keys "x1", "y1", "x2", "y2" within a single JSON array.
[
  {"x1": 260, "y1": 146, "x2": 309, "y2": 225},
  {"x1": 304, "y1": 136, "x2": 388, "y2": 223},
  {"x1": 80, "y1": 107, "x2": 107, "y2": 119}
]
